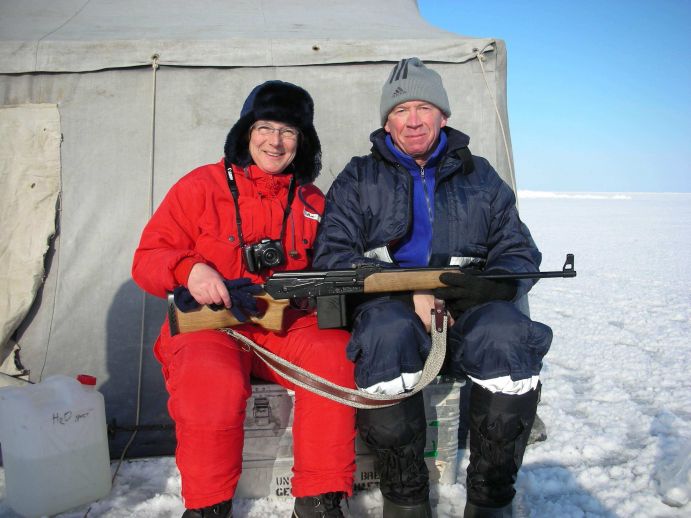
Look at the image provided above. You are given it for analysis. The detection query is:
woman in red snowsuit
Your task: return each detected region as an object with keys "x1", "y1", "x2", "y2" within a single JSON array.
[{"x1": 132, "y1": 81, "x2": 355, "y2": 518}]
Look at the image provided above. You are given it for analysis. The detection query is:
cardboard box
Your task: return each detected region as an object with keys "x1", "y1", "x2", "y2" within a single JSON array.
[
  {"x1": 241, "y1": 382, "x2": 295, "y2": 462},
  {"x1": 237, "y1": 376, "x2": 463, "y2": 497}
]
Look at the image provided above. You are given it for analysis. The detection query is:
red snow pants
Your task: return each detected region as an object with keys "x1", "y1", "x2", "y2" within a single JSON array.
[{"x1": 154, "y1": 313, "x2": 356, "y2": 509}]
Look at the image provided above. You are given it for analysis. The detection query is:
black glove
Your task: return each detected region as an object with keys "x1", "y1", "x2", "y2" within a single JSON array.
[
  {"x1": 173, "y1": 277, "x2": 263, "y2": 322},
  {"x1": 433, "y1": 272, "x2": 517, "y2": 314}
]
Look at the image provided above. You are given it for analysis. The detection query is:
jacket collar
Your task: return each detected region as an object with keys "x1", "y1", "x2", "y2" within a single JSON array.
[{"x1": 370, "y1": 126, "x2": 471, "y2": 167}]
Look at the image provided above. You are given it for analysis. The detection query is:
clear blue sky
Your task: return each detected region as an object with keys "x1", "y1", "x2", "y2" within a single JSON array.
[{"x1": 418, "y1": 0, "x2": 691, "y2": 192}]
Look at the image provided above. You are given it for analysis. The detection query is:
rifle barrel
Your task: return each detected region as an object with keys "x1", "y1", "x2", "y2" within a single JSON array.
[
  {"x1": 265, "y1": 253, "x2": 577, "y2": 298},
  {"x1": 476, "y1": 253, "x2": 576, "y2": 279},
  {"x1": 475, "y1": 270, "x2": 576, "y2": 280}
]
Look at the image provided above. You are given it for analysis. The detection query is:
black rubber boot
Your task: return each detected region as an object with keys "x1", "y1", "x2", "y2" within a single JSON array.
[
  {"x1": 292, "y1": 492, "x2": 345, "y2": 517},
  {"x1": 463, "y1": 501, "x2": 512, "y2": 518},
  {"x1": 459, "y1": 383, "x2": 547, "y2": 447},
  {"x1": 465, "y1": 383, "x2": 540, "y2": 510},
  {"x1": 357, "y1": 391, "x2": 429, "y2": 506},
  {"x1": 383, "y1": 495, "x2": 433, "y2": 517},
  {"x1": 181, "y1": 498, "x2": 232, "y2": 517}
]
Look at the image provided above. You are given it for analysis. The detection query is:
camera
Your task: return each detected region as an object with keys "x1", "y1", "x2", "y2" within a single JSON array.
[{"x1": 242, "y1": 238, "x2": 286, "y2": 272}]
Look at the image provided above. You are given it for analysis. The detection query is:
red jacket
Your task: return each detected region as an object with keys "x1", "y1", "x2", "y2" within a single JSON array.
[
  {"x1": 132, "y1": 159, "x2": 324, "y2": 300},
  {"x1": 132, "y1": 160, "x2": 354, "y2": 506}
]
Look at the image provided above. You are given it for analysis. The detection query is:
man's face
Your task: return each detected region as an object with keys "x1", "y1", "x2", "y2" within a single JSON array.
[{"x1": 384, "y1": 101, "x2": 448, "y2": 165}]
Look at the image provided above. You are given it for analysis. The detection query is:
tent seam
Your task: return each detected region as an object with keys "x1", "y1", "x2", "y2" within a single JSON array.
[{"x1": 34, "y1": 0, "x2": 94, "y2": 71}]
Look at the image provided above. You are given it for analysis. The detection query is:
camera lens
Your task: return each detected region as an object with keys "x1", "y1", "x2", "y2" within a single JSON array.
[{"x1": 262, "y1": 248, "x2": 281, "y2": 266}]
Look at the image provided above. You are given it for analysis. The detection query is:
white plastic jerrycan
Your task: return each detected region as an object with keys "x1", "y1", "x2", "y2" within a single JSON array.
[{"x1": 0, "y1": 374, "x2": 112, "y2": 518}]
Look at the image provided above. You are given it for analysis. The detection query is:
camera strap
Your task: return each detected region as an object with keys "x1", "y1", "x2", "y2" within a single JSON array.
[{"x1": 224, "y1": 159, "x2": 296, "y2": 249}]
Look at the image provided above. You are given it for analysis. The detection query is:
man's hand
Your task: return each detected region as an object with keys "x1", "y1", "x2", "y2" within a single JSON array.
[
  {"x1": 433, "y1": 272, "x2": 517, "y2": 313},
  {"x1": 187, "y1": 263, "x2": 231, "y2": 308},
  {"x1": 413, "y1": 290, "x2": 454, "y2": 332}
]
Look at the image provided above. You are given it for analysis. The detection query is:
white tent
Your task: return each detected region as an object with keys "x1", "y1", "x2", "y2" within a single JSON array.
[{"x1": 0, "y1": 0, "x2": 515, "y2": 457}]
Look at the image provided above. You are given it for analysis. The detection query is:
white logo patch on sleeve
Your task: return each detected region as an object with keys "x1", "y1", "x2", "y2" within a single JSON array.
[{"x1": 303, "y1": 209, "x2": 321, "y2": 222}]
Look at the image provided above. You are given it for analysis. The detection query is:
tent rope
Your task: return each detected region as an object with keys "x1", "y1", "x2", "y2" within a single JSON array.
[
  {"x1": 475, "y1": 44, "x2": 517, "y2": 194},
  {"x1": 37, "y1": 191, "x2": 62, "y2": 382},
  {"x1": 110, "y1": 54, "x2": 160, "y2": 486}
]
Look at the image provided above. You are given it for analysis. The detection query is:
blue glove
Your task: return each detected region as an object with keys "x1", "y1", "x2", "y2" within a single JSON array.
[{"x1": 173, "y1": 278, "x2": 263, "y2": 322}]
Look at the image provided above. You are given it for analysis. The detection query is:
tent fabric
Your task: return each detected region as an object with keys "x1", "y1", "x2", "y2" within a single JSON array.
[
  {"x1": 0, "y1": 0, "x2": 515, "y2": 457},
  {"x1": 0, "y1": 0, "x2": 494, "y2": 73},
  {"x1": 0, "y1": 104, "x2": 61, "y2": 364}
]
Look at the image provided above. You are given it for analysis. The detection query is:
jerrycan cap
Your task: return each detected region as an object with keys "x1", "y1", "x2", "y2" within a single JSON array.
[{"x1": 76, "y1": 374, "x2": 97, "y2": 386}]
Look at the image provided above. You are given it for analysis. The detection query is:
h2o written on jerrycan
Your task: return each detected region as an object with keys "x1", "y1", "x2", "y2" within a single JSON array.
[{"x1": 0, "y1": 374, "x2": 112, "y2": 518}]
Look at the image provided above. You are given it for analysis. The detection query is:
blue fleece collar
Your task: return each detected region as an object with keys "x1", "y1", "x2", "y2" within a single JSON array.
[{"x1": 384, "y1": 131, "x2": 448, "y2": 172}]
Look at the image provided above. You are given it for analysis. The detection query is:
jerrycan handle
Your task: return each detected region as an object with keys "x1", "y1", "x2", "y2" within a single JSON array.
[{"x1": 76, "y1": 374, "x2": 97, "y2": 386}]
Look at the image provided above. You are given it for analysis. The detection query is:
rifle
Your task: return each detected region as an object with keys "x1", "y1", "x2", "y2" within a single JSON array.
[{"x1": 168, "y1": 254, "x2": 577, "y2": 335}]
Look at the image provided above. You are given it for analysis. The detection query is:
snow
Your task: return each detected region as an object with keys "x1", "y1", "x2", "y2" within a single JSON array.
[{"x1": 1, "y1": 192, "x2": 690, "y2": 517}]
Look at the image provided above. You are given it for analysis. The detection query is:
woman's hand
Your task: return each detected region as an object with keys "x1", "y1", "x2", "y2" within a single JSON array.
[{"x1": 186, "y1": 263, "x2": 232, "y2": 308}]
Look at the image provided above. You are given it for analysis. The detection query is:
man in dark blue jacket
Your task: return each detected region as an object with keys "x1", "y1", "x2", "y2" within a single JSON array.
[{"x1": 313, "y1": 58, "x2": 552, "y2": 517}]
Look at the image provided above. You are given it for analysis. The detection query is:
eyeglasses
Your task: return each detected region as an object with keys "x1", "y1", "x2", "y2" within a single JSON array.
[{"x1": 251, "y1": 123, "x2": 300, "y2": 141}]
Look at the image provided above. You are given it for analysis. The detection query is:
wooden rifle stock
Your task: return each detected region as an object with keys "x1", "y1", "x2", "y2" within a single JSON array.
[{"x1": 167, "y1": 292, "x2": 290, "y2": 335}]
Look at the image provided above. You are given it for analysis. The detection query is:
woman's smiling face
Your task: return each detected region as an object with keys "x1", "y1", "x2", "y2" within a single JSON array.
[{"x1": 248, "y1": 120, "x2": 299, "y2": 174}]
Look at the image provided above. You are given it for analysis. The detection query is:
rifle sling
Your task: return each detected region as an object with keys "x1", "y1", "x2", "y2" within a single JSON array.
[{"x1": 220, "y1": 305, "x2": 448, "y2": 409}]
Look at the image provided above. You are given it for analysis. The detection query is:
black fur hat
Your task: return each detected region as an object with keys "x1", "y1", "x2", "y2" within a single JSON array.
[{"x1": 224, "y1": 80, "x2": 321, "y2": 184}]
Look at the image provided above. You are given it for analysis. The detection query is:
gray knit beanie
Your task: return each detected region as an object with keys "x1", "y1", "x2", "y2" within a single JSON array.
[{"x1": 380, "y1": 57, "x2": 451, "y2": 125}]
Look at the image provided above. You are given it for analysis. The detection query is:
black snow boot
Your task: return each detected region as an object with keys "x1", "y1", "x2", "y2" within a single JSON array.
[
  {"x1": 181, "y1": 498, "x2": 232, "y2": 518},
  {"x1": 463, "y1": 501, "x2": 512, "y2": 518},
  {"x1": 465, "y1": 383, "x2": 540, "y2": 511},
  {"x1": 358, "y1": 391, "x2": 430, "y2": 506},
  {"x1": 383, "y1": 495, "x2": 433, "y2": 517},
  {"x1": 292, "y1": 492, "x2": 345, "y2": 517}
]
